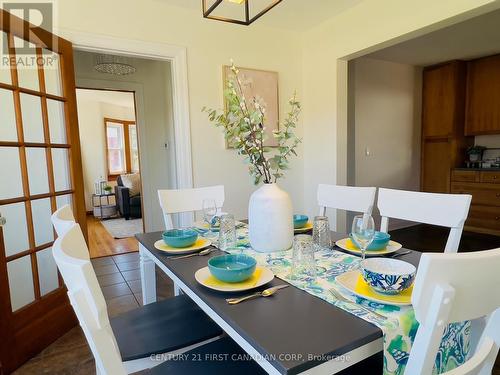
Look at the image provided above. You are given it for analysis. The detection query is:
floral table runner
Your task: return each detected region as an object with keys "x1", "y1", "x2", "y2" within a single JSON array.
[{"x1": 200, "y1": 226, "x2": 469, "y2": 375}]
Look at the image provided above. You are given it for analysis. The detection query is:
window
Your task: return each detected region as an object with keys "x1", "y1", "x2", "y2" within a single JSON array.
[{"x1": 105, "y1": 118, "x2": 139, "y2": 178}]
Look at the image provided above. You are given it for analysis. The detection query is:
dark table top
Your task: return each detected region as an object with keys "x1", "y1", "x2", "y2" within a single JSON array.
[{"x1": 136, "y1": 231, "x2": 421, "y2": 374}]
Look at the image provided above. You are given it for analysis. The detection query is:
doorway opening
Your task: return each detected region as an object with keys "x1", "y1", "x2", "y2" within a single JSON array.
[{"x1": 76, "y1": 88, "x2": 142, "y2": 258}]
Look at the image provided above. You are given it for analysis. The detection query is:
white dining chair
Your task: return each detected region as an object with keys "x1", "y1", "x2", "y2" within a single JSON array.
[
  {"x1": 377, "y1": 188, "x2": 472, "y2": 253},
  {"x1": 158, "y1": 185, "x2": 225, "y2": 230},
  {"x1": 51, "y1": 204, "x2": 75, "y2": 236},
  {"x1": 317, "y1": 184, "x2": 377, "y2": 220},
  {"x1": 406, "y1": 248, "x2": 500, "y2": 375},
  {"x1": 52, "y1": 222, "x2": 245, "y2": 374}
]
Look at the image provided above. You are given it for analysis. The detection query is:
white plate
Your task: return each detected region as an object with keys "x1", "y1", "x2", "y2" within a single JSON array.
[
  {"x1": 335, "y1": 238, "x2": 402, "y2": 256},
  {"x1": 195, "y1": 266, "x2": 274, "y2": 293},
  {"x1": 154, "y1": 238, "x2": 212, "y2": 255},
  {"x1": 335, "y1": 270, "x2": 412, "y2": 306},
  {"x1": 194, "y1": 220, "x2": 246, "y2": 232},
  {"x1": 294, "y1": 222, "x2": 313, "y2": 233}
]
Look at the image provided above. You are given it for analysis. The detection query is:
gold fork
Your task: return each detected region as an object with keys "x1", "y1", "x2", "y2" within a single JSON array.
[{"x1": 329, "y1": 288, "x2": 387, "y2": 321}]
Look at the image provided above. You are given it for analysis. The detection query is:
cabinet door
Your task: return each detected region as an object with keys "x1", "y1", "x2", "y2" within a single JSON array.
[
  {"x1": 422, "y1": 140, "x2": 451, "y2": 193},
  {"x1": 466, "y1": 54, "x2": 500, "y2": 135},
  {"x1": 422, "y1": 63, "x2": 464, "y2": 137}
]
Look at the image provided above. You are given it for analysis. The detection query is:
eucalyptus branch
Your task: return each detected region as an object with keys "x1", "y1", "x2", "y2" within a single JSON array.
[{"x1": 204, "y1": 61, "x2": 301, "y2": 185}]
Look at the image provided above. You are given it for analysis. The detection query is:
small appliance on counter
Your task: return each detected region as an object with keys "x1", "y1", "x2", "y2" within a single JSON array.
[{"x1": 464, "y1": 147, "x2": 500, "y2": 169}]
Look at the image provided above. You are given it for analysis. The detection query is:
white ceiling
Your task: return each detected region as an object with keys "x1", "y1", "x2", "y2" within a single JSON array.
[
  {"x1": 366, "y1": 8, "x2": 500, "y2": 66},
  {"x1": 161, "y1": 0, "x2": 363, "y2": 31},
  {"x1": 76, "y1": 88, "x2": 135, "y2": 109}
]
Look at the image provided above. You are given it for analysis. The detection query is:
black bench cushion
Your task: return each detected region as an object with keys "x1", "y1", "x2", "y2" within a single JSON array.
[
  {"x1": 150, "y1": 336, "x2": 267, "y2": 375},
  {"x1": 110, "y1": 294, "x2": 223, "y2": 361}
]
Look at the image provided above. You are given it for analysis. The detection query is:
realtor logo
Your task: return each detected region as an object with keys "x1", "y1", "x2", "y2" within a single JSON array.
[{"x1": 1, "y1": 1, "x2": 58, "y2": 69}]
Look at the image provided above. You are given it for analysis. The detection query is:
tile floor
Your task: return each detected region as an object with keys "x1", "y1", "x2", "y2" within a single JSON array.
[{"x1": 14, "y1": 252, "x2": 173, "y2": 375}]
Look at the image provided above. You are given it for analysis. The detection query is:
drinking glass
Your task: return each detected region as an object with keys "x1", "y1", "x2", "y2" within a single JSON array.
[
  {"x1": 218, "y1": 214, "x2": 236, "y2": 251},
  {"x1": 351, "y1": 214, "x2": 375, "y2": 261},
  {"x1": 202, "y1": 199, "x2": 217, "y2": 237},
  {"x1": 290, "y1": 234, "x2": 316, "y2": 280},
  {"x1": 312, "y1": 216, "x2": 331, "y2": 251}
]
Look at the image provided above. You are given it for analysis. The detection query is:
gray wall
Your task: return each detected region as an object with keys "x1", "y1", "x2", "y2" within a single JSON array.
[{"x1": 349, "y1": 57, "x2": 422, "y2": 230}]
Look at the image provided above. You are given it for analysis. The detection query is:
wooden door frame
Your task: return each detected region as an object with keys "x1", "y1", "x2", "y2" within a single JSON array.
[
  {"x1": 0, "y1": 9, "x2": 85, "y2": 374},
  {"x1": 60, "y1": 29, "x2": 195, "y2": 228}
]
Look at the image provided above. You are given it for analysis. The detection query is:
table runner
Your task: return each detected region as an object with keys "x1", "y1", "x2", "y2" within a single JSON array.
[{"x1": 201, "y1": 226, "x2": 470, "y2": 375}]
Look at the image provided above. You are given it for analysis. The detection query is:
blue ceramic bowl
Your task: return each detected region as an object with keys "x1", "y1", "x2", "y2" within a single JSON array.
[
  {"x1": 208, "y1": 254, "x2": 257, "y2": 283},
  {"x1": 360, "y1": 258, "x2": 416, "y2": 295},
  {"x1": 162, "y1": 229, "x2": 198, "y2": 248},
  {"x1": 350, "y1": 231, "x2": 391, "y2": 251},
  {"x1": 293, "y1": 214, "x2": 309, "y2": 229}
]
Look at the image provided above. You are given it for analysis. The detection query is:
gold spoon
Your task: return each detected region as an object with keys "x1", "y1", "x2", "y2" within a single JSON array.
[{"x1": 226, "y1": 284, "x2": 289, "y2": 305}]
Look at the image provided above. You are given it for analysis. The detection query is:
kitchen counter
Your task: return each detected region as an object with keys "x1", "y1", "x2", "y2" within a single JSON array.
[{"x1": 454, "y1": 167, "x2": 500, "y2": 171}]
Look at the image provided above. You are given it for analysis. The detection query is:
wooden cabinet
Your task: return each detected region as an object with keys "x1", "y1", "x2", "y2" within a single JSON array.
[
  {"x1": 451, "y1": 169, "x2": 500, "y2": 235},
  {"x1": 422, "y1": 141, "x2": 452, "y2": 193},
  {"x1": 421, "y1": 61, "x2": 472, "y2": 193},
  {"x1": 466, "y1": 54, "x2": 500, "y2": 135},
  {"x1": 422, "y1": 63, "x2": 462, "y2": 137}
]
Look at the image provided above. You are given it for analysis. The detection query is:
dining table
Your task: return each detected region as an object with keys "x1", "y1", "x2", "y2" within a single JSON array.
[{"x1": 136, "y1": 226, "x2": 428, "y2": 375}]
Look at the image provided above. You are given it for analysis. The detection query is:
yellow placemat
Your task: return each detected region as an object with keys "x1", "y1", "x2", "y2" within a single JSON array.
[
  {"x1": 159, "y1": 238, "x2": 209, "y2": 251},
  {"x1": 345, "y1": 238, "x2": 387, "y2": 252},
  {"x1": 204, "y1": 267, "x2": 263, "y2": 289},
  {"x1": 354, "y1": 274, "x2": 412, "y2": 304}
]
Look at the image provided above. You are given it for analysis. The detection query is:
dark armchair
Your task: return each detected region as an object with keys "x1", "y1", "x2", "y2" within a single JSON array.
[{"x1": 115, "y1": 175, "x2": 142, "y2": 220}]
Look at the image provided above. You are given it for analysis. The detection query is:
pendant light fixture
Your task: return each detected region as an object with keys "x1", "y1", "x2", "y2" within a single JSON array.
[{"x1": 202, "y1": 0, "x2": 283, "y2": 26}]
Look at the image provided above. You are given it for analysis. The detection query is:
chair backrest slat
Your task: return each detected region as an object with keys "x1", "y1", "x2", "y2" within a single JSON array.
[
  {"x1": 158, "y1": 185, "x2": 225, "y2": 230},
  {"x1": 406, "y1": 249, "x2": 500, "y2": 375},
  {"x1": 52, "y1": 223, "x2": 125, "y2": 375},
  {"x1": 377, "y1": 188, "x2": 471, "y2": 252},
  {"x1": 317, "y1": 184, "x2": 376, "y2": 217},
  {"x1": 51, "y1": 204, "x2": 75, "y2": 236}
]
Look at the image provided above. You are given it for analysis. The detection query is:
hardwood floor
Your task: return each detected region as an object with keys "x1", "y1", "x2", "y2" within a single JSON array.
[{"x1": 86, "y1": 215, "x2": 139, "y2": 258}]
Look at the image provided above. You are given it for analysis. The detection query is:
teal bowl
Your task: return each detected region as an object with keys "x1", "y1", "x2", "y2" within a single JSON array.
[
  {"x1": 208, "y1": 254, "x2": 257, "y2": 283},
  {"x1": 350, "y1": 231, "x2": 391, "y2": 251},
  {"x1": 293, "y1": 214, "x2": 309, "y2": 229},
  {"x1": 162, "y1": 229, "x2": 198, "y2": 248}
]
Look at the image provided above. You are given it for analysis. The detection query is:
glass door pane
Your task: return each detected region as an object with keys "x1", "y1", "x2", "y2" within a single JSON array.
[
  {"x1": 0, "y1": 147, "x2": 24, "y2": 200},
  {"x1": 7, "y1": 255, "x2": 35, "y2": 311},
  {"x1": 26, "y1": 148, "x2": 49, "y2": 195},
  {"x1": 0, "y1": 32, "x2": 12, "y2": 84},
  {"x1": 2, "y1": 202, "x2": 30, "y2": 257},
  {"x1": 13, "y1": 37, "x2": 39, "y2": 92},
  {"x1": 36, "y1": 247, "x2": 59, "y2": 296},
  {"x1": 20, "y1": 93, "x2": 44, "y2": 143},
  {"x1": 0, "y1": 89, "x2": 18, "y2": 141},
  {"x1": 47, "y1": 99, "x2": 66, "y2": 143},
  {"x1": 42, "y1": 49, "x2": 63, "y2": 97},
  {"x1": 31, "y1": 198, "x2": 54, "y2": 246}
]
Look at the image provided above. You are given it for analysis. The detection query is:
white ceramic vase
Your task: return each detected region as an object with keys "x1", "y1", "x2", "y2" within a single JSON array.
[{"x1": 248, "y1": 183, "x2": 293, "y2": 252}]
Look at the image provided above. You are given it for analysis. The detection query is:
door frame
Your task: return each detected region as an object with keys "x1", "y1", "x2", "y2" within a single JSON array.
[{"x1": 61, "y1": 30, "x2": 194, "y2": 227}]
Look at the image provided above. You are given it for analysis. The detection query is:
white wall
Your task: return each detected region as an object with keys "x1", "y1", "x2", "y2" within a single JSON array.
[
  {"x1": 351, "y1": 57, "x2": 422, "y2": 229},
  {"x1": 57, "y1": 0, "x2": 304, "y2": 223},
  {"x1": 475, "y1": 134, "x2": 500, "y2": 148},
  {"x1": 76, "y1": 91, "x2": 135, "y2": 212},
  {"x1": 301, "y1": 0, "x2": 500, "y2": 231},
  {"x1": 55, "y1": 0, "x2": 500, "y2": 228}
]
